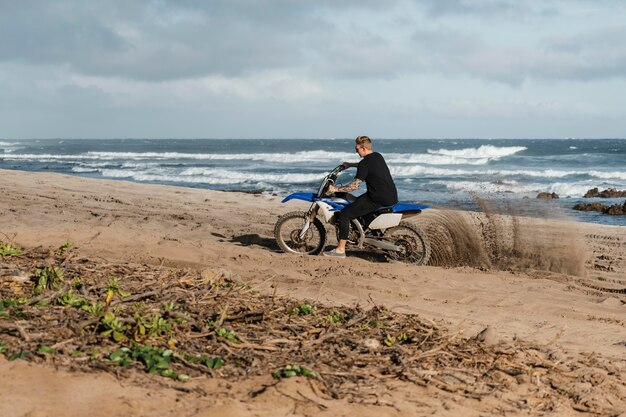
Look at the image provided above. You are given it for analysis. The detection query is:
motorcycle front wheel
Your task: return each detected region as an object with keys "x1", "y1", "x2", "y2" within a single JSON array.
[
  {"x1": 274, "y1": 211, "x2": 327, "y2": 255},
  {"x1": 384, "y1": 222, "x2": 431, "y2": 265}
]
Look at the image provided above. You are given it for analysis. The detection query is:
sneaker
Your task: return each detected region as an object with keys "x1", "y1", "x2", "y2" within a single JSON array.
[{"x1": 323, "y1": 249, "x2": 346, "y2": 258}]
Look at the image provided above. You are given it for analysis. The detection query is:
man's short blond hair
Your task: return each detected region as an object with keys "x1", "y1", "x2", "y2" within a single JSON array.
[{"x1": 355, "y1": 135, "x2": 372, "y2": 150}]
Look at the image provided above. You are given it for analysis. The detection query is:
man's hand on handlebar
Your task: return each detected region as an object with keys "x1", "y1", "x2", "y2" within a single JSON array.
[{"x1": 342, "y1": 161, "x2": 358, "y2": 169}]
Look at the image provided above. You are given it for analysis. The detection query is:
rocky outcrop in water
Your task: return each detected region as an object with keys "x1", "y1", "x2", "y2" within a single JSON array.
[
  {"x1": 537, "y1": 192, "x2": 559, "y2": 199},
  {"x1": 583, "y1": 187, "x2": 626, "y2": 198},
  {"x1": 573, "y1": 201, "x2": 626, "y2": 215}
]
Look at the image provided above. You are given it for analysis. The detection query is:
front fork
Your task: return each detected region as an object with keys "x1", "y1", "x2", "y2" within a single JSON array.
[{"x1": 298, "y1": 203, "x2": 319, "y2": 240}]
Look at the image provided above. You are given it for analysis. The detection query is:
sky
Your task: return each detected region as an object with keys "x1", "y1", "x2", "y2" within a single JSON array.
[{"x1": 1, "y1": 0, "x2": 626, "y2": 139}]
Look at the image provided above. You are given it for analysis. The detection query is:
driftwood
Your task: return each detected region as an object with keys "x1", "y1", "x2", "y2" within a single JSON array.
[{"x1": 1, "y1": 247, "x2": 625, "y2": 415}]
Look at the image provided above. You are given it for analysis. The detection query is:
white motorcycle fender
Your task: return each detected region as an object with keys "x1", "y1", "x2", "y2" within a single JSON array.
[
  {"x1": 315, "y1": 201, "x2": 336, "y2": 223},
  {"x1": 368, "y1": 213, "x2": 402, "y2": 229}
]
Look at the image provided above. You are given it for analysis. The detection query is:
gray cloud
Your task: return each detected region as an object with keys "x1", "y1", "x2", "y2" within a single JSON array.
[
  {"x1": 410, "y1": 25, "x2": 626, "y2": 85},
  {"x1": 417, "y1": 0, "x2": 529, "y2": 16},
  {"x1": 0, "y1": 1, "x2": 396, "y2": 81}
]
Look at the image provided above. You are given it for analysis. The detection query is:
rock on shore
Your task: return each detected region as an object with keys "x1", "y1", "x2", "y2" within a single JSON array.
[
  {"x1": 583, "y1": 187, "x2": 626, "y2": 198},
  {"x1": 573, "y1": 201, "x2": 626, "y2": 215},
  {"x1": 537, "y1": 192, "x2": 559, "y2": 199}
]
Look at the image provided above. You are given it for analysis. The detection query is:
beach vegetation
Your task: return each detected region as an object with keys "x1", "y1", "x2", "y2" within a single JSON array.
[
  {"x1": 0, "y1": 242, "x2": 22, "y2": 256},
  {"x1": 216, "y1": 327, "x2": 238, "y2": 343},
  {"x1": 162, "y1": 301, "x2": 178, "y2": 312},
  {"x1": 383, "y1": 332, "x2": 411, "y2": 347},
  {"x1": 105, "y1": 278, "x2": 131, "y2": 303},
  {"x1": 325, "y1": 312, "x2": 342, "y2": 325},
  {"x1": 290, "y1": 303, "x2": 316, "y2": 315},
  {"x1": 108, "y1": 344, "x2": 188, "y2": 381},
  {"x1": 9, "y1": 350, "x2": 29, "y2": 361},
  {"x1": 148, "y1": 314, "x2": 173, "y2": 337},
  {"x1": 272, "y1": 364, "x2": 317, "y2": 379},
  {"x1": 184, "y1": 354, "x2": 225, "y2": 370},
  {"x1": 57, "y1": 289, "x2": 88, "y2": 308},
  {"x1": 82, "y1": 301, "x2": 105, "y2": 317},
  {"x1": 37, "y1": 345, "x2": 56, "y2": 355},
  {"x1": 99, "y1": 312, "x2": 128, "y2": 342},
  {"x1": 33, "y1": 266, "x2": 64, "y2": 295},
  {"x1": 0, "y1": 298, "x2": 25, "y2": 317},
  {"x1": 56, "y1": 241, "x2": 74, "y2": 255}
]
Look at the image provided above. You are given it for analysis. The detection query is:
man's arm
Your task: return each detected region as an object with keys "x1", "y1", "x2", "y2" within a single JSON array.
[
  {"x1": 342, "y1": 161, "x2": 359, "y2": 169},
  {"x1": 329, "y1": 178, "x2": 362, "y2": 193}
]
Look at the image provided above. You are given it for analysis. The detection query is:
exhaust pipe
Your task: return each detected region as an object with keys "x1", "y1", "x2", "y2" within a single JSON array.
[{"x1": 363, "y1": 238, "x2": 401, "y2": 251}]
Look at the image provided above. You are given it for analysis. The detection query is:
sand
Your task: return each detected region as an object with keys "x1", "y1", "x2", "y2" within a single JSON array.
[{"x1": 1, "y1": 168, "x2": 625, "y2": 416}]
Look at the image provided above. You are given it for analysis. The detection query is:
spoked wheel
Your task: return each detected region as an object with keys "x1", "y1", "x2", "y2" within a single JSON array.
[
  {"x1": 384, "y1": 222, "x2": 431, "y2": 265},
  {"x1": 274, "y1": 211, "x2": 327, "y2": 255}
]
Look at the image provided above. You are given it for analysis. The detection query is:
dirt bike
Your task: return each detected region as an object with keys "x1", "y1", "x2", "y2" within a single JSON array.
[{"x1": 274, "y1": 165, "x2": 431, "y2": 265}]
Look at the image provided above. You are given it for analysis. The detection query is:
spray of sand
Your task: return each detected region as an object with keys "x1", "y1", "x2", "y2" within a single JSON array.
[{"x1": 413, "y1": 200, "x2": 587, "y2": 276}]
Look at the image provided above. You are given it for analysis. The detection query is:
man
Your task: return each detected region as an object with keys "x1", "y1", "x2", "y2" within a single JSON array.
[{"x1": 324, "y1": 135, "x2": 398, "y2": 258}]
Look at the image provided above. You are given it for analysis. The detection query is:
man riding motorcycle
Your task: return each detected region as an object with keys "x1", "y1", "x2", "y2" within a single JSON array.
[{"x1": 324, "y1": 135, "x2": 398, "y2": 258}]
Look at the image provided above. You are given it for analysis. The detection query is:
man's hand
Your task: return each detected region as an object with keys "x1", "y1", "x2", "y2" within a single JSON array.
[
  {"x1": 342, "y1": 161, "x2": 358, "y2": 169},
  {"x1": 331, "y1": 178, "x2": 362, "y2": 193}
]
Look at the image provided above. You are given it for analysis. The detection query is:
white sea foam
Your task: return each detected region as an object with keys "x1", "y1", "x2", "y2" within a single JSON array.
[
  {"x1": 2, "y1": 153, "x2": 99, "y2": 160},
  {"x1": 0, "y1": 141, "x2": 22, "y2": 152},
  {"x1": 390, "y1": 164, "x2": 626, "y2": 181},
  {"x1": 441, "y1": 180, "x2": 601, "y2": 197},
  {"x1": 96, "y1": 167, "x2": 321, "y2": 185},
  {"x1": 386, "y1": 154, "x2": 490, "y2": 165},
  {"x1": 87, "y1": 150, "x2": 355, "y2": 163},
  {"x1": 71, "y1": 167, "x2": 99, "y2": 173},
  {"x1": 427, "y1": 145, "x2": 527, "y2": 159}
]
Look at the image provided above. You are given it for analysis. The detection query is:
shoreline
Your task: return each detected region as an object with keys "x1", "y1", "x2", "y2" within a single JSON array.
[{"x1": 1, "y1": 167, "x2": 625, "y2": 228}]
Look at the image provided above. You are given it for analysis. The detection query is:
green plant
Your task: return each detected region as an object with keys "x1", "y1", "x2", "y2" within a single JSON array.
[
  {"x1": 325, "y1": 312, "x2": 342, "y2": 325},
  {"x1": 108, "y1": 345, "x2": 188, "y2": 381},
  {"x1": 56, "y1": 241, "x2": 74, "y2": 255},
  {"x1": 383, "y1": 332, "x2": 410, "y2": 347},
  {"x1": 33, "y1": 266, "x2": 64, "y2": 295},
  {"x1": 216, "y1": 328, "x2": 238, "y2": 343},
  {"x1": 0, "y1": 298, "x2": 24, "y2": 318},
  {"x1": 272, "y1": 364, "x2": 317, "y2": 379},
  {"x1": 0, "y1": 242, "x2": 22, "y2": 256},
  {"x1": 290, "y1": 303, "x2": 316, "y2": 315},
  {"x1": 162, "y1": 301, "x2": 178, "y2": 312},
  {"x1": 82, "y1": 301, "x2": 105, "y2": 317},
  {"x1": 105, "y1": 278, "x2": 131, "y2": 303},
  {"x1": 100, "y1": 312, "x2": 128, "y2": 342},
  {"x1": 37, "y1": 346, "x2": 56, "y2": 355},
  {"x1": 184, "y1": 354, "x2": 225, "y2": 370},
  {"x1": 9, "y1": 350, "x2": 29, "y2": 361},
  {"x1": 0, "y1": 342, "x2": 6, "y2": 355},
  {"x1": 57, "y1": 289, "x2": 87, "y2": 308},
  {"x1": 148, "y1": 314, "x2": 172, "y2": 337}
]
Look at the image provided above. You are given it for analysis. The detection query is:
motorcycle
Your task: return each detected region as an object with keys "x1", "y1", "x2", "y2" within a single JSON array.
[{"x1": 274, "y1": 165, "x2": 431, "y2": 265}]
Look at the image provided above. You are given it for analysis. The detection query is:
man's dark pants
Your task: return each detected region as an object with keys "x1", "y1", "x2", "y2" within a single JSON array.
[{"x1": 337, "y1": 194, "x2": 381, "y2": 241}]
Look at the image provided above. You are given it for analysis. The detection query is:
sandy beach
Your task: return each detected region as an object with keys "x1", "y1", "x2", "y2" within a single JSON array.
[{"x1": 1, "y1": 168, "x2": 625, "y2": 416}]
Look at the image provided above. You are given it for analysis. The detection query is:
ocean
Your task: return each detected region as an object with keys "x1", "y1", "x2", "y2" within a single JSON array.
[{"x1": 1, "y1": 138, "x2": 625, "y2": 226}]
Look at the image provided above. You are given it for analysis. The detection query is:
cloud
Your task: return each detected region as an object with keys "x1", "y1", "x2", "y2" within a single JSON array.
[
  {"x1": 409, "y1": 25, "x2": 626, "y2": 85},
  {"x1": 417, "y1": 0, "x2": 532, "y2": 17},
  {"x1": 0, "y1": 1, "x2": 396, "y2": 82}
]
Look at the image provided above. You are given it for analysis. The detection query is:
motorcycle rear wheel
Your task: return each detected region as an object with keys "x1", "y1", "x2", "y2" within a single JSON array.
[
  {"x1": 274, "y1": 211, "x2": 327, "y2": 255},
  {"x1": 384, "y1": 222, "x2": 431, "y2": 265}
]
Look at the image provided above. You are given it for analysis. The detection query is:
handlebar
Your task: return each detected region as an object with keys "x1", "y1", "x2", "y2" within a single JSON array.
[{"x1": 316, "y1": 165, "x2": 345, "y2": 197}]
